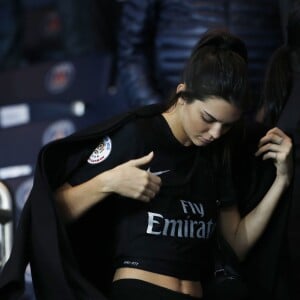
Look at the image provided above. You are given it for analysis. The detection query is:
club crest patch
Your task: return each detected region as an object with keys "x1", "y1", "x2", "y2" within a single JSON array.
[{"x1": 88, "y1": 136, "x2": 112, "y2": 164}]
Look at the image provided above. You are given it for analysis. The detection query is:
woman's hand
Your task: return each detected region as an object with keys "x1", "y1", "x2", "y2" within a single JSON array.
[
  {"x1": 102, "y1": 152, "x2": 162, "y2": 202},
  {"x1": 255, "y1": 127, "x2": 293, "y2": 184}
]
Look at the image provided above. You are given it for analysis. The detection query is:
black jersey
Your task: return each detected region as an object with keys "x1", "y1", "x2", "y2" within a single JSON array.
[{"x1": 69, "y1": 114, "x2": 236, "y2": 281}]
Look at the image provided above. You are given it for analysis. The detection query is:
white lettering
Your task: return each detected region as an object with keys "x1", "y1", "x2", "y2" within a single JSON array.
[
  {"x1": 146, "y1": 212, "x2": 215, "y2": 239},
  {"x1": 193, "y1": 203, "x2": 204, "y2": 217},
  {"x1": 163, "y1": 219, "x2": 183, "y2": 237},
  {"x1": 206, "y1": 219, "x2": 215, "y2": 238},
  {"x1": 180, "y1": 200, "x2": 204, "y2": 216},
  {"x1": 196, "y1": 221, "x2": 206, "y2": 238},
  {"x1": 180, "y1": 200, "x2": 190, "y2": 214},
  {"x1": 146, "y1": 212, "x2": 163, "y2": 235},
  {"x1": 189, "y1": 220, "x2": 198, "y2": 238}
]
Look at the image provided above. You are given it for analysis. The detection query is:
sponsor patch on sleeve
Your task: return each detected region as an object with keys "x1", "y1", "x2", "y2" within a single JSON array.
[{"x1": 87, "y1": 136, "x2": 112, "y2": 164}]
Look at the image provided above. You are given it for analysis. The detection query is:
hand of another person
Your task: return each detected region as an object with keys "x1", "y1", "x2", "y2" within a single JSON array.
[
  {"x1": 105, "y1": 152, "x2": 162, "y2": 202},
  {"x1": 255, "y1": 127, "x2": 293, "y2": 183}
]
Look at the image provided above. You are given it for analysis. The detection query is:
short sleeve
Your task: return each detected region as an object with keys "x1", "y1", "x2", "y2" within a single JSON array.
[{"x1": 68, "y1": 122, "x2": 139, "y2": 186}]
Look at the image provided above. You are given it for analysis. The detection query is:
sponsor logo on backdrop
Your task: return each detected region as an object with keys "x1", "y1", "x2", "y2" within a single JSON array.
[
  {"x1": 45, "y1": 62, "x2": 75, "y2": 94},
  {"x1": 0, "y1": 165, "x2": 32, "y2": 180},
  {"x1": 0, "y1": 104, "x2": 30, "y2": 128},
  {"x1": 42, "y1": 120, "x2": 76, "y2": 145}
]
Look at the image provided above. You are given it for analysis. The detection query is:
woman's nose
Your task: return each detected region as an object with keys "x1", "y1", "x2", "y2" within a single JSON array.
[{"x1": 208, "y1": 123, "x2": 222, "y2": 140}]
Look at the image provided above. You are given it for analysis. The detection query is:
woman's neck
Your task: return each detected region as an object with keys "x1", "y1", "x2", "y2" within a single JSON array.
[{"x1": 162, "y1": 108, "x2": 192, "y2": 147}]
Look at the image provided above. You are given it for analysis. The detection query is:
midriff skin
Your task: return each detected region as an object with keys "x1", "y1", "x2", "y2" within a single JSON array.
[{"x1": 113, "y1": 267, "x2": 203, "y2": 298}]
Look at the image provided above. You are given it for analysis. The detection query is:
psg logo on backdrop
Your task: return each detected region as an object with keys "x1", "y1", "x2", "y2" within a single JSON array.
[
  {"x1": 88, "y1": 136, "x2": 112, "y2": 164},
  {"x1": 42, "y1": 120, "x2": 76, "y2": 145},
  {"x1": 45, "y1": 62, "x2": 75, "y2": 94}
]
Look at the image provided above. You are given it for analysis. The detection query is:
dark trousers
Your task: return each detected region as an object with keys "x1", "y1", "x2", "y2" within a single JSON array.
[{"x1": 110, "y1": 279, "x2": 203, "y2": 300}]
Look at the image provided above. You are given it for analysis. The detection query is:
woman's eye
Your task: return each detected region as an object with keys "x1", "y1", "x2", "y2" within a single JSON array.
[{"x1": 201, "y1": 114, "x2": 214, "y2": 123}]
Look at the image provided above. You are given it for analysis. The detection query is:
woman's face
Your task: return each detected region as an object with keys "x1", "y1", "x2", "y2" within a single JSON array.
[{"x1": 166, "y1": 86, "x2": 242, "y2": 146}]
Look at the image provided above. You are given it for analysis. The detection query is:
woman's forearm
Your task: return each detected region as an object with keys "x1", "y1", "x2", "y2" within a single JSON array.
[
  {"x1": 233, "y1": 175, "x2": 290, "y2": 260},
  {"x1": 55, "y1": 171, "x2": 113, "y2": 222}
]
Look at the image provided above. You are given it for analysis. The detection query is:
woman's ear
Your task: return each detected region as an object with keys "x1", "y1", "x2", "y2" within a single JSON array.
[
  {"x1": 176, "y1": 83, "x2": 187, "y2": 105},
  {"x1": 176, "y1": 83, "x2": 186, "y2": 94}
]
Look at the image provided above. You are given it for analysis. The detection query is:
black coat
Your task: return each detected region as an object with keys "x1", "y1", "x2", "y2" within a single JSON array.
[{"x1": 0, "y1": 106, "x2": 291, "y2": 300}]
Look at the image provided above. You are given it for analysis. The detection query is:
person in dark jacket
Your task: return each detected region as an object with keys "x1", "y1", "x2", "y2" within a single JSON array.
[
  {"x1": 0, "y1": 29, "x2": 293, "y2": 300},
  {"x1": 117, "y1": 0, "x2": 282, "y2": 109},
  {"x1": 257, "y1": 4, "x2": 300, "y2": 299}
]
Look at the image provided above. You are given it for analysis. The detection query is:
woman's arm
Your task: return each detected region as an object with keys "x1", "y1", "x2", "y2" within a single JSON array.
[
  {"x1": 219, "y1": 127, "x2": 293, "y2": 260},
  {"x1": 55, "y1": 152, "x2": 161, "y2": 222}
]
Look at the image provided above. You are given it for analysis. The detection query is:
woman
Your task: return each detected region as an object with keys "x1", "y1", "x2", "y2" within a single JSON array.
[{"x1": 0, "y1": 29, "x2": 293, "y2": 300}]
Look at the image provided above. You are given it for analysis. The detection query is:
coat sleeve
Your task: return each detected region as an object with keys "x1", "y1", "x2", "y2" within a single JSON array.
[
  {"x1": 0, "y1": 113, "x2": 135, "y2": 299},
  {"x1": 0, "y1": 144, "x2": 110, "y2": 300}
]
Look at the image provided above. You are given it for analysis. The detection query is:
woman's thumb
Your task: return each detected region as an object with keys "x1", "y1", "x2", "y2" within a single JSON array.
[{"x1": 129, "y1": 151, "x2": 154, "y2": 167}]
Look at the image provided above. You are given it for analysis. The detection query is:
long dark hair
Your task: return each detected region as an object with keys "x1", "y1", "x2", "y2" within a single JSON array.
[
  {"x1": 165, "y1": 29, "x2": 250, "y2": 171},
  {"x1": 166, "y1": 29, "x2": 250, "y2": 112},
  {"x1": 261, "y1": 5, "x2": 300, "y2": 126}
]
